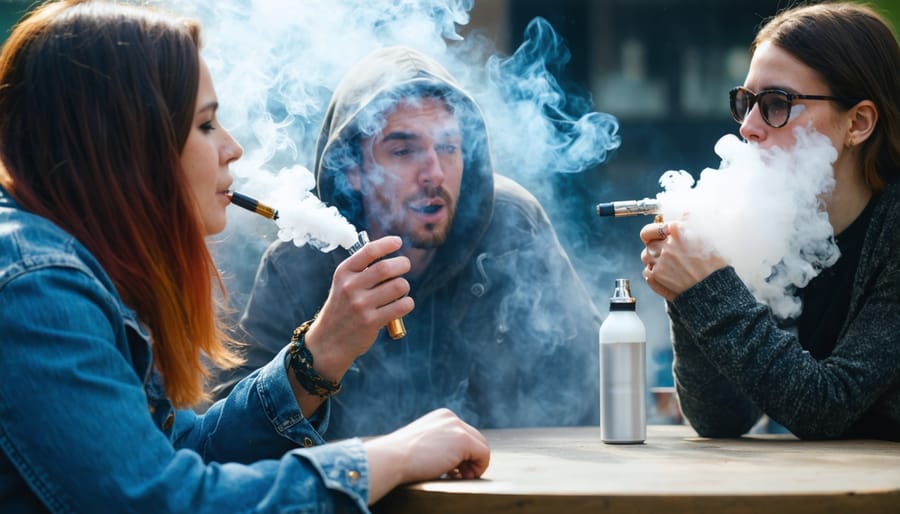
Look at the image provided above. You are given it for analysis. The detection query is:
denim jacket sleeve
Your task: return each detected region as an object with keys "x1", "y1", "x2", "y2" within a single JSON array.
[
  {"x1": 176, "y1": 345, "x2": 333, "y2": 463},
  {"x1": 0, "y1": 246, "x2": 370, "y2": 512}
]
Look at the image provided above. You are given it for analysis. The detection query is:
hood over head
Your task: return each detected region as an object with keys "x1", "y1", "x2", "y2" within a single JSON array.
[{"x1": 313, "y1": 46, "x2": 494, "y2": 291}]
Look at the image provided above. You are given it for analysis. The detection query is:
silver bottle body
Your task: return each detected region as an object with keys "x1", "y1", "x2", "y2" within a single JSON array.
[{"x1": 599, "y1": 309, "x2": 646, "y2": 444}]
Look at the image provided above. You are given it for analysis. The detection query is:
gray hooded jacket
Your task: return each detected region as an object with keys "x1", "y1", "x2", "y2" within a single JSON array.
[{"x1": 215, "y1": 47, "x2": 601, "y2": 439}]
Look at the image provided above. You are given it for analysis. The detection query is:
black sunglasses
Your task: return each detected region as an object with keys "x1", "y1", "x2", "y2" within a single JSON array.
[{"x1": 729, "y1": 86, "x2": 861, "y2": 128}]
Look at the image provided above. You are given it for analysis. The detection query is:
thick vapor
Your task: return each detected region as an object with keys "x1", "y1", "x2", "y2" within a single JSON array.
[
  {"x1": 144, "y1": 0, "x2": 622, "y2": 323},
  {"x1": 154, "y1": 0, "x2": 620, "y2": 252},
  {"x1": 656, "y1": 126, "x2": 840, "y2": 319},
  {"x1": 270, "y1": 165, "x2": 359, "y2": 251},
  {"x1": 158, "y1": 0, "x2": 625, "y2": 427}
]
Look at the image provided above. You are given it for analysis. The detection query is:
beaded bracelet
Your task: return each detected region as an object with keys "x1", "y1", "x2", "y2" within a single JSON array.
[{"x1": 287, "y1": 318, "x2": 342, "y2": 398}]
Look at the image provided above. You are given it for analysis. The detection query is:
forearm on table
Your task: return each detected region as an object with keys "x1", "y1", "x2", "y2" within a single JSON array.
[
  {"x1": 670, "y1": 267, "x2": 900, "y2": 439},
  {"x1": 670, "y1": 317, "x2": 761, "y2": 437}
]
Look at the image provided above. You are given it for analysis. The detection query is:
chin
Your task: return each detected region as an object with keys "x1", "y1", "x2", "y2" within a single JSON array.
[
  {"x1": 410, "y1": 230, "x2": 449, "y2": 249},
  {"x1": 204, "y1": 218, "x2": 227, "y2": 236}
]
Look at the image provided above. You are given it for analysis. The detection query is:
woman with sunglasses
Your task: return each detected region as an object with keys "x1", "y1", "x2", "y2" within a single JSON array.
[
  {"x1": 641, "y1": 2, "x2": 900, "y2": 440},
  {"x1": 0, "y1": 1, "x2": 489, "y2": 512}
]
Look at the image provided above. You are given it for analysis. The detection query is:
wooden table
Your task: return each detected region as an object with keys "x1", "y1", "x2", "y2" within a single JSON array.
[{"x1": 374, "y1": 425, "x2": 900, "y2": 514}]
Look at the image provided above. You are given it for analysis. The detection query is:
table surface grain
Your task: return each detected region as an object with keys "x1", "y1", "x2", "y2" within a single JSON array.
[{"x1": 373, "y1": 424, "x2": 900, "y2": 514}]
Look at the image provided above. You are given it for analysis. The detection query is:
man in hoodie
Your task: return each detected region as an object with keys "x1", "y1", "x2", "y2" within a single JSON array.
[{"x1": 214, "y1": 46, "x2": 601, "y2": 439}]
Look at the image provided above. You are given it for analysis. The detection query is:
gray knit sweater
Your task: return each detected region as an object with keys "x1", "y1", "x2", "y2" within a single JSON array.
[{"x1": 668, "y1": 180, "x2": 900, "y2": 440}]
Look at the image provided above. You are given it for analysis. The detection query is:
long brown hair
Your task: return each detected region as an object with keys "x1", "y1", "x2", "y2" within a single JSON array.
[
  {"x1": 754, "y1": 2, "x2": 900, "y2": 192},
  {"x1": 0, "y1": 0, "x2": 240, "y2": 407}
]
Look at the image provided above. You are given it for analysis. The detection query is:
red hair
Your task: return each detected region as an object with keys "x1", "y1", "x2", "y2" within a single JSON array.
[{"x1": 0, "y1": 0, "x2": 241, "y2": 407}]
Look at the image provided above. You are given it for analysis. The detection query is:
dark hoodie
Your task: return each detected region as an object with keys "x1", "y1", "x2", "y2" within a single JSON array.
[{"x1": 215, "y1": 47, "x2": 601, "y2": 439}]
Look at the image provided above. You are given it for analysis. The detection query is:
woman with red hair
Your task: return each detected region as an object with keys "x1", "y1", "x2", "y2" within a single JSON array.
[{"x1": 0, "y1": 1, "x2": 488, "y2": 512}]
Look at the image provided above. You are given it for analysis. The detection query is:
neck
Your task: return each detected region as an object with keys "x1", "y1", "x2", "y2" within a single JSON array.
[{"x1": 827, "y1": 157, "x2": 872, "y2": 236}]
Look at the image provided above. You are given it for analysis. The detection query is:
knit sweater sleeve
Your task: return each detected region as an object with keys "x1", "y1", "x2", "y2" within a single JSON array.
[
  {"x1": 669, "y1": 264, "x2": 900, "y2": 440},
  {"x1": 669, "y1": 299, "x2": 763, "y2": 437}
]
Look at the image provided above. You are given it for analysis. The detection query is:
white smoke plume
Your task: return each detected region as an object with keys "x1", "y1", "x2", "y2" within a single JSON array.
[
  {"x1": 144, "y1": 0, "x2": 622, "y2": 320},
  {"x1": 157, "y1": 0, "x2": 619, "y2": 245},
  {"x1": 267, "y1": 165, "x2": 359, "y2": 251},
  {"x1": 656, "y1": 125, "x2": 840, "y2": 319}
]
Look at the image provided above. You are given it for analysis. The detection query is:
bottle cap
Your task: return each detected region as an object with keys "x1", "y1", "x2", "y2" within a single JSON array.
[{"x1": 609, "y1": 278, "x2": 636, "y2": 310}]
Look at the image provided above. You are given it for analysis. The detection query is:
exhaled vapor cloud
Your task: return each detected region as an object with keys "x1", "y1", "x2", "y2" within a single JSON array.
[
  {"x1": 657, "y1": 126, "x2": 840, "y2": 319},
  {"x1": 152, "y1": 0, "x2": 620, "y2": 252}
]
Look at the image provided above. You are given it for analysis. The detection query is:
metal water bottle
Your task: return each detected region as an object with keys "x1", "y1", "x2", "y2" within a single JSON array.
[{"x1": 599, "y1": 278, "x2": 646, "y2": 444}]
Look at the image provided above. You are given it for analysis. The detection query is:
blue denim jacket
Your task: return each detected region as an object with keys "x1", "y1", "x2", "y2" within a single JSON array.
[{"x1": 0, "y1": 187, "x2": 370, "y2": 513}]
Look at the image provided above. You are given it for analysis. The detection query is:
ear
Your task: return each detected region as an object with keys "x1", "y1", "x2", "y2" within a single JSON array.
[{"x1": 845, "y1": 99, "x2": 877, "y2": 148}]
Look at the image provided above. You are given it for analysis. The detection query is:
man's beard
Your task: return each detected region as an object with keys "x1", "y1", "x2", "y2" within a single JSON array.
[{"x1": 380, "y1": 185, "x2": 455, "y2": 249}]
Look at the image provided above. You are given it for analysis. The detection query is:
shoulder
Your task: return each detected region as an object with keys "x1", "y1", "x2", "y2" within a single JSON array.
[
  {"x1": 475, "y1": 175, "x2": 573, "y2": 264},
  {"x1": 0, "y1": 205, "x2": 129, "y2": 327},
  {"x1": 857, "y1": 183, "x2": 900, "y2": 337},
  {"x1": 876, "y1": 180, "x2": 900, "y2": 216},
  {"x1": 868, "y1": 181, "x2": 900, "y2": 249},
  {"x1": 0, "y1": 205, "x2": 101, "y2": 285},
  {"x1": 493, "y1": 174, "x2": 542, "y2": 209},
  {"x1": 490, "y1": 174, "x2": 552, "y2": 230}
]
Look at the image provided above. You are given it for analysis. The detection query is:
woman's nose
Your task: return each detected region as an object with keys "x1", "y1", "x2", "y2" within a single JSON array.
[
  {"x1": 222, "y1": 128, "x2": 243, "y2": 164},
  {"x1": 739, "y1": 104, "x2": 766, "y2": 143}
]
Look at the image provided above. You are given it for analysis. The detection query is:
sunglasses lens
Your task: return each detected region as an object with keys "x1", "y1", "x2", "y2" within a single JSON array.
[
  {"x1": 730, "y1": 88, "x2": 751, "y2": 123},
  {"x1": 759, "y1": 92, "x2": 791, "y2": 128}
]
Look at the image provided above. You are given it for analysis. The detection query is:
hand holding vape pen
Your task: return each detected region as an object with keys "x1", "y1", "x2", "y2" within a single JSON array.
[
  {"x1": 229, "y1": 191, "x2": 406, "y2": 339},
  {"x1": 348, "y1": 231, "x2": 407, "y2": 340}
]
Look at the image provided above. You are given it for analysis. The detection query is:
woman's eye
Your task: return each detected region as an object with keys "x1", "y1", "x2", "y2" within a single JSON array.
[{"x1": 200, "y1": 121, "x2": 216, "y2": 132}]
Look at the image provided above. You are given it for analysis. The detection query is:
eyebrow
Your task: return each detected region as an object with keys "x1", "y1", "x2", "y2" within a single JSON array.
[
  {"x1": 381, "y1": 129, "x2": 462, "y2": 143},
  {"x1": 759, "y1": 85, "x2": 799, "y2": 94},
  {"x1": 381, "y1": 131, "x2": 419, "y2": 143},
  {"x1": 196, "y1": 101, "x2": 219, "y2": 116}
]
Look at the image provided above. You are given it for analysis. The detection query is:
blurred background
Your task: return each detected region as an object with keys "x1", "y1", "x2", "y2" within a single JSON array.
[{"x1": 0, "y1": 0, "x2": 895, "y2": 420}]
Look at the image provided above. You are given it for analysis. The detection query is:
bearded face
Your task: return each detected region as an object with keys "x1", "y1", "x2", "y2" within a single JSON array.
[{"x1": 352, "y1": 97, "x2": 463, "y2": 248}]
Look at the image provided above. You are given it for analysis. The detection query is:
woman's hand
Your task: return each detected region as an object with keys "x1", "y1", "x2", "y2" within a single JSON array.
[
  {"x1": 364, "y1": 408, "x2": 491, "y2": 504},
  {"x1": 640, "y1": 221, "x2": 727, "y2": 302},
  {"x1": 304, "y1": 235, "x2": 414, "y2": 382}
]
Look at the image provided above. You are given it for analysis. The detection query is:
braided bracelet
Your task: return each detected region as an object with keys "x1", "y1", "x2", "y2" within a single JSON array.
[{"x1": 287, "y1": 318, "x2": 342, "y2": 398}]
